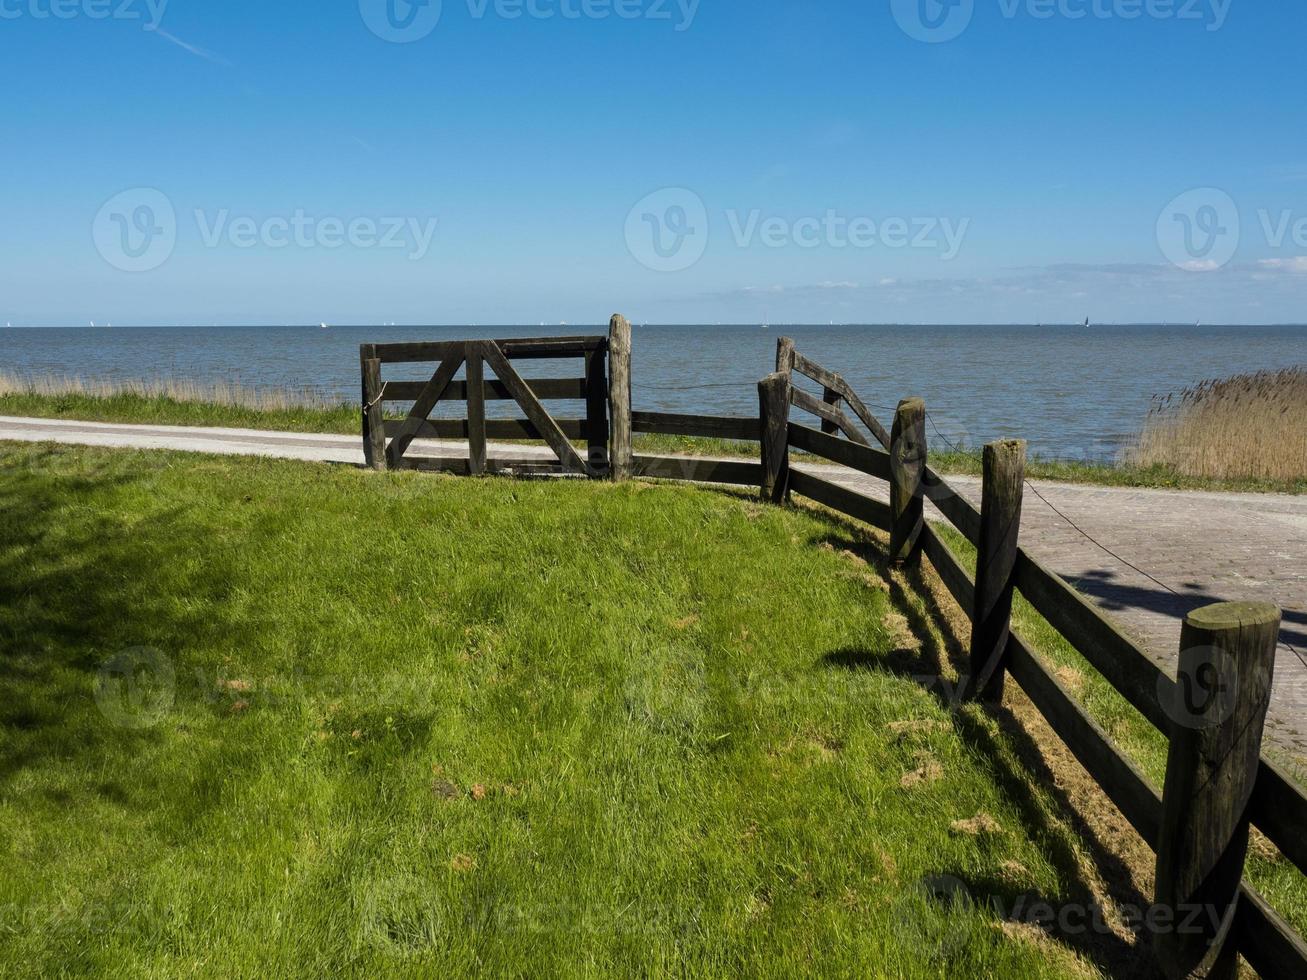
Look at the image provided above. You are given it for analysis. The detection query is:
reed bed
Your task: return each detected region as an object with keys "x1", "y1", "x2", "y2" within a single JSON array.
[
  {"x1": 1126, "y1": 367, "x2": 1307, "y2": 482},
  {"x1": 0, "y1": 371, "x2": 347, "y2": 411}
]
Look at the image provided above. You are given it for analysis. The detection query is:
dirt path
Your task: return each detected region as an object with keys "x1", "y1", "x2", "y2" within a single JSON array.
[{"x1": 4, "y1": 415, "x2": 1304, "y2": 767}]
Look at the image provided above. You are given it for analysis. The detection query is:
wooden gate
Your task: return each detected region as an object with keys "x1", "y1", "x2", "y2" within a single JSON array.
[{"x1": 360, "y1": 336, "x2": 610, "y2": 478}]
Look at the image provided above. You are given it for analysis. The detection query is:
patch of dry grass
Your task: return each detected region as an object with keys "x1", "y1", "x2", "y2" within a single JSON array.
[
  {"x1": 0, "y1": 370, "x2": 342, "y2": 412},
  {"x1": 1126, "y1": 367, "x2": 1307, "y2": 482}
]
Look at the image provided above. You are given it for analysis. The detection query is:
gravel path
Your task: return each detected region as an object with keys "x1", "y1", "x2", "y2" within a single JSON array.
[{"x1": 5, "y1": 415, "x2": 1304, "y2": 767}]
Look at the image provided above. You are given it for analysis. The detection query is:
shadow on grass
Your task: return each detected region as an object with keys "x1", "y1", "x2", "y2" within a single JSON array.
[
  {"x1": 802, "y1": 515, "x2": 1158, "y2": 978},
  {"x1": 0, "y1": 445, "x2": 260, "y2": 787}
]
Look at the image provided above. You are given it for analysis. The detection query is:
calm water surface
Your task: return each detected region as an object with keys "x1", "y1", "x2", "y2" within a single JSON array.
[{"x1": 3, "y1": 325, "x2": 1304, "y2": 460}]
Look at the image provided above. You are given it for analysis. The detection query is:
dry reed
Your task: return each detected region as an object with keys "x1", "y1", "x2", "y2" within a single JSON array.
[
  {"x1": 0, "y1": 371, "x2": 347, "y2": 412},
  {"x1": 1126, "y1": 367, "x2": 1307, "y2": 482}
]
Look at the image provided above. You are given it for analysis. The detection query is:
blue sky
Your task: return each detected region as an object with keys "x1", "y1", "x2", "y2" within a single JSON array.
[{"x1": 2, "y1": 0, "x2": 1306, "y2": 325}]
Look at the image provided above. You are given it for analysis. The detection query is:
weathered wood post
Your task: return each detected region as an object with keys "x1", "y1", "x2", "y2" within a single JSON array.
[
  {"x1": 465, "y1": 342, "x2": 487, "y2": 476},
  {"x1": 584, "y1": 346, "x2": 610, "y2": 478},
  {"x1": 775, "y1": 336, "x2": 796, "y2": 377},
  {"x1": 758, "y1": 371, "x2": 790, "y2": 504},
  {"x1": 360, "y1": 344, "x2": 387, "y2": 471},
  {"x1": 965, "y1": 439, "x2": 1026, "y2": 703},
  {"x1": 888, "y1": 398, "x2": 927, "y2": 565},
  {"x1": 608, "y1": 314, "x2": 633, "y2": 482},
  {"x1": 1154, "y1": 601, "x2": 1280, "y2": 980}
]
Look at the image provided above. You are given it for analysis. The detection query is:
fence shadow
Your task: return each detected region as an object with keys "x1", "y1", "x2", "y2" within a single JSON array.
[
  {"x1": 805, "y1": 517, "x2": 1156, "y2": 978},
  {"x1": 1069, "y1": 568, "x2": 1307, "y2": 651}
]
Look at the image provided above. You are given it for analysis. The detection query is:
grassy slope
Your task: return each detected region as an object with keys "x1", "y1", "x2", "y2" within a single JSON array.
[
  {"x1": 3, "y1": 390, "x2": 1302, "y2": 494},
  {"x1": 0, "y1": 444, "x2": 1107, "y2": 978}
]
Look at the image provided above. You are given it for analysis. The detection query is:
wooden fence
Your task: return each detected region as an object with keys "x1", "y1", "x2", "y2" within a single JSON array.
[
  {"x1": 360, "y1": 335, "x2": 611, "y2": 478},
  {"x1": 362, "y1": 319, "x2": 1307, "y2": 979}
]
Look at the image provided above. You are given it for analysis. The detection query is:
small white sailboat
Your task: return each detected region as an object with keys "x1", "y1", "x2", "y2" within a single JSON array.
[{"x1": 320, "y1": 322, "x2": 329, "y2": 330}]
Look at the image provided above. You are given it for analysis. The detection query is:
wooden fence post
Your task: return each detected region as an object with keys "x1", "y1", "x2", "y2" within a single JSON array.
[
  {"x1": 888, "y1": 397, "x2": 927, "y2": 565},
  {"x1": 1154, "y1": 601, "x2": 1280, "y2": 980},
  {"x1": 360, "y1": 344, "x2": 387, "y2": 471},
  {"x1": 965, "y1": 439, "x2": 1026, "y2": 703},
  {"x1": 608, "y1": 314, "x2": 633, "y2": 482},
  {"x1": 465, "y1": 343, "x2": 487, "y2": 476},
  {"x1": 585, "y1": 347, "x2": 610, "y2": 478},
  {"x1": 775, "y1": 337, "x2": 796, "y2": 377},
  {"x1": 759, "y1": 371, "x2": 790, "y2": 504}
]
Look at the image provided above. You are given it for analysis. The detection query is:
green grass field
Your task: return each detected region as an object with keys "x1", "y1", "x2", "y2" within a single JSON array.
[
  {"x1": 4, "y1": 389, "x2": 1302, "y2": 494},
  {"x1": 0, "y1": 443, "x2": 1130, "y2": 977}
]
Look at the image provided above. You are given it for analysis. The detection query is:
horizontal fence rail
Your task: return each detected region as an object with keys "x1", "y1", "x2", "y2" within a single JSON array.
[
  {"x1": 788, "y1": 469, "x2": 893, "y2": 531},
  {"x1": 631, "y1": 411, "x2": 760, "y2": 442},
  {"x1": 371, "y1": 336, "x2": 608, "y2": 363},
  {"x1": 382, "y1": 417, "x2": 595, "y2": 441},
  {"x1": 1013, "y1": 549, "x2": 1174, "y2": 732},
  {"x1": 779, "y1": 341, "x2": 892, "y2": 449},
  {"x1": 788, "y1": 422, "x2": 891, "y2": 481},
  {"x1": 632, "y1": 454, "x2": 762, "y2": 486},
  {"x1": 381, "y1": 378, "x2": 589, "y2": 402}
]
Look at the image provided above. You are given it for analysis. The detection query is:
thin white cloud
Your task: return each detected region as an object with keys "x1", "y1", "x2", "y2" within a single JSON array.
[
  {"x1": 148, "y1": 27, "x2": 232, "y2": 68},
  {"x1": 710, "y1": 259, "x2": 1307, "y2": 307},
  {"x1": 1258, "y1": 257, "x2": 1307, "y2": 273}
]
